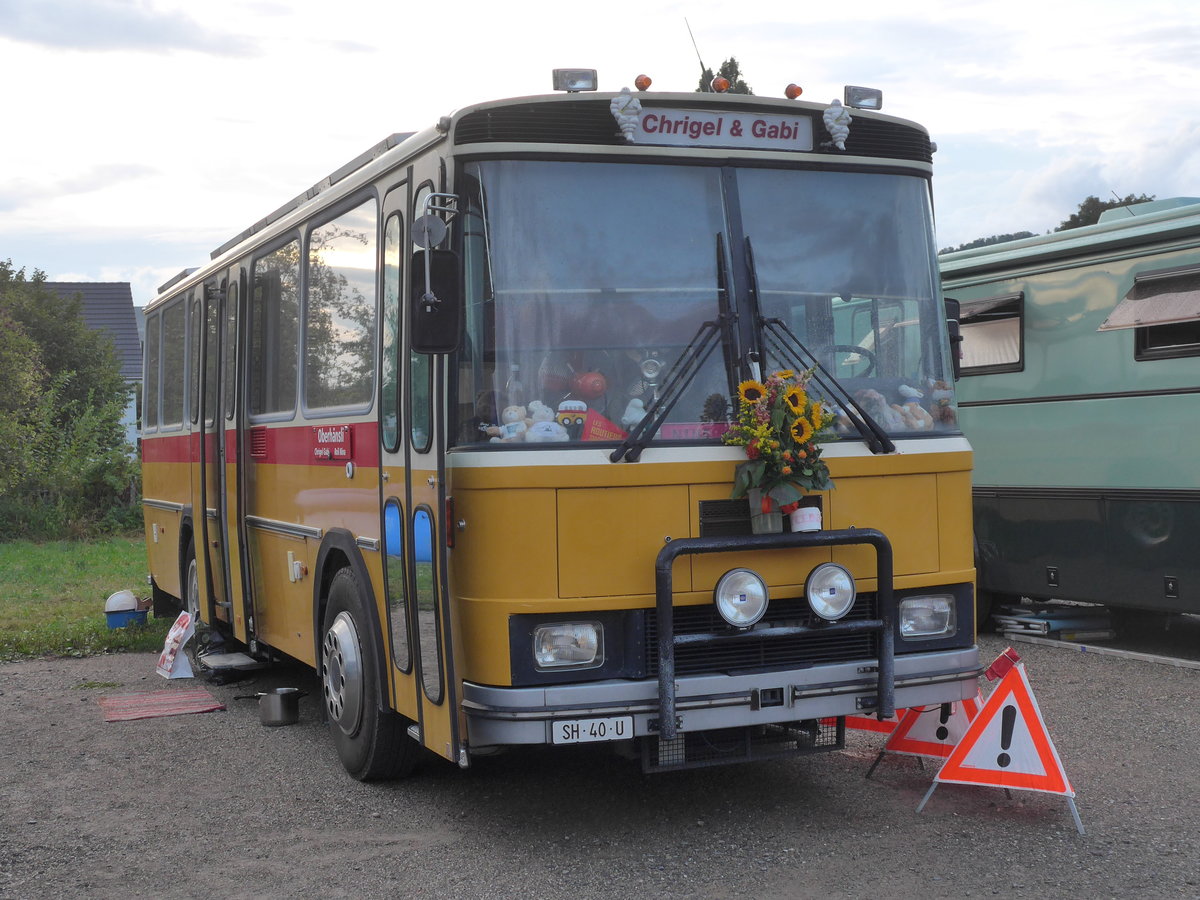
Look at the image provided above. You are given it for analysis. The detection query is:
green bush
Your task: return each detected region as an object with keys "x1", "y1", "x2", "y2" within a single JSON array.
[{"x1": 0, "y1": 260, "x2": 140, "y2": 539}]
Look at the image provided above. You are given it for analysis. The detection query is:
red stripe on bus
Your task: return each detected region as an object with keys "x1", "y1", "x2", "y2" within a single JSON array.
[{"x1": 141, "y1": 422, "x2": 380, "y2": 467}]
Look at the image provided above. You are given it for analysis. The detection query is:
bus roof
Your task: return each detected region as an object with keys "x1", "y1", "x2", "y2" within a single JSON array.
[{"x1": 939, "y1": 197, "x2": 1200, "y2": 279}]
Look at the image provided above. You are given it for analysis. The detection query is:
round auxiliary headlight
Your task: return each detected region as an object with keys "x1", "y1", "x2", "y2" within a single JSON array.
[
  {"x1": 805, "y1": 563, "x2": 856, "y2": 621},
  {"x1": 714, "y1": 568, "x2": 769, "y2": 628}
]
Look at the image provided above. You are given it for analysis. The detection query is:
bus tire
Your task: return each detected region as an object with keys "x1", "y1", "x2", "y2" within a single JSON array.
[
  {"x1": 184, "y1": 545, "x2": 200, "y2": 624},
  {"x1": 320, "y1": 567, "x2": 417, "y2": 780}
]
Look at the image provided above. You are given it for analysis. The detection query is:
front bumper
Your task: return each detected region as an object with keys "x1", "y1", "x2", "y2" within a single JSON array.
[{"x1": 462, "y1": 646, "x2": 981, "y2": 747}]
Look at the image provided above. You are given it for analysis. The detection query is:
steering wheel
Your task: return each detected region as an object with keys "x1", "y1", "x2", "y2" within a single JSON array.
[{"x1": 822, "y1": 344, "x2": 877, "y2": 377}]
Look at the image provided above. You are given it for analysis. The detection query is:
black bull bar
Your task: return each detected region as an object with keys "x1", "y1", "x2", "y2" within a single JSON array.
[{"x1": 654, "y1": 528, "x2": 894, "y2": 741}]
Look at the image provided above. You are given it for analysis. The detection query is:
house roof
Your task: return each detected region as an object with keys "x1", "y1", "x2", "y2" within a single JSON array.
[{"x1": 43, "y1": 282, "x2": 142, "y2": 382}]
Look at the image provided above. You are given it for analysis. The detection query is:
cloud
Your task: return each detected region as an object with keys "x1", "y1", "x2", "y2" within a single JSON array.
[
  {"x1": 0, "y1": 164, "x2": 157, "y2": 213},
  {"x1": 0, "y1": 0, "x2": 258, "y2": 56}
]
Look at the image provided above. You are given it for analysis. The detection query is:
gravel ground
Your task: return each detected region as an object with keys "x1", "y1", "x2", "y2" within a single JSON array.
[{"x1": 2, "y1": 628, "x2": 1198, "y2": 900}]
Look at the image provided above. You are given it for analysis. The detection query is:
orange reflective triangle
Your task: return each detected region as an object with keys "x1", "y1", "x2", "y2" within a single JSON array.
[
  {"x1": 935, "y1": 663, "x2": 1074, "y2": 797},
  {"x1": 844, "y1": 709, "x2": 904, "y2": 734},
  {"x1": 882, "y1": 693, "x2": 982, "y2": 759}
]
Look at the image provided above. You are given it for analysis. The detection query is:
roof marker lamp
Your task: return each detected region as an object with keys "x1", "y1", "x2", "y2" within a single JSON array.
[
  {"x1": 805, "y1": 563, "x2": 856, "y2": 621},
  {"x1": 714, "y1": 568, "x2": 769, "y2": 628},
  {"x1": 844, "y1": 85, "x2": 883, "y2": 110},
  {"x1": 635, "y1": 74, "x2": 652, "y2": 91},
  {"x1": 785, "y1": 83, "x2": 803, "y2": 100},
  {"x1": 553, "y1": 69, "x2": 598, "y2": 92}
]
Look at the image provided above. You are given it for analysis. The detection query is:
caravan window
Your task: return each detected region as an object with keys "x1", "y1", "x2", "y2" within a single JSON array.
[{"x1": 958, "y1": 293, "x2": 1023, "y2": 375}]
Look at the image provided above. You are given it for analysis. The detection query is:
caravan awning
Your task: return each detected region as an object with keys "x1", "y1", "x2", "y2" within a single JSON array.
[{"x1": 1098, "y1": 266, "x2": 1200, "y2": 332}]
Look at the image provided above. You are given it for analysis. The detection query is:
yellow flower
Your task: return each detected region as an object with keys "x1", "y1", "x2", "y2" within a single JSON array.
[
  {"x1": 773, "y1": 369, "x2": 795, "y2": 381},
  {"x1": 738, "y1": 380, "x2": 767, "y2": 404},
  {"x1": 791, "y1": 417, "x2": 814, "y2": 444},
  {"x1": 783, "y1": 385, "x2": 807, "y2": 413},
  {"x1": 810, "y1": 402, "x2": 825, "y2": 427}
]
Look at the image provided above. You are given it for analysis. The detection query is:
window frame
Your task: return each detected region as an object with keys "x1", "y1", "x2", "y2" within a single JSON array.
[
  {"x1": 301, "y1": 191, "x2": 380, "y2": 418},
  {"x1": 957, "y1": 291, "x2": 1025, "y2": 376}
]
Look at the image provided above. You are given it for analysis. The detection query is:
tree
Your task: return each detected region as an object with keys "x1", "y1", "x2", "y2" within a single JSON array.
[
  {"x1": 939, "y1": 232, "x2": 1036, "y2": 255},
  {"x1": 1056, "y1": 194, "x2": 1155, "y2": 231},
  {"x1": 696, "y1": 57, "x2": 754, "y2": 95},
  {"x1": 0, "y1": 259, "x2": 138, "y2": 537}
]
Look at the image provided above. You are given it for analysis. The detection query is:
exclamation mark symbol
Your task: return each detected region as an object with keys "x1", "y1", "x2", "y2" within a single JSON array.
[
  {"x1": 935, "y1": 703, "x2": 951, "y2": 741},
  {"x1": 997, "y1": 705, "x2": 1016, "y2": 768}
]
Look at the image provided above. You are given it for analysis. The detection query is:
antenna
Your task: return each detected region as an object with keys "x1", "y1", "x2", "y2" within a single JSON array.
[
  {"x1": 685, "y1": 18, "x2": 710, "y2": 91},
  {"x1": 1111, "y1": 190, "x2": 1136, "y2": 216}
]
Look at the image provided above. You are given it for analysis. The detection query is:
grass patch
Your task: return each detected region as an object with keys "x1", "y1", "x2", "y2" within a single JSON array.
[{"x1": 0, "y1": 536, "x2": 172, "y2": 661}]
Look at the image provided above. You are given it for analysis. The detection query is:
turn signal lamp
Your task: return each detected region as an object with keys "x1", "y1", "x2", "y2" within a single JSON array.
[
  {"x1": 553, "y1": 69, "x2": 598, "y2": 92},
  {"x1": 635, "y1": 73, "x2": 652, "y2": 91},
  {"x1": 710, "y1": 75, "x2": 731, "y2": 93},
  {"x1": 715, "y1": 568, "x2": 769, "y2": 628},
  {"x1": 785, "y1": 83, "x2": 803, "y2": 99},
  {"x1": 844, "y1": 85, "x2": 883, "y2": 110},
  {"x1": 805, "y1": 563, "x2": 856, "y2": 621}
]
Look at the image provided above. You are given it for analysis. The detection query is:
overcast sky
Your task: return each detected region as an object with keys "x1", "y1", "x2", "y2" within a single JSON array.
[{"x1": 2, "y1": 0, "x2": 1198, "y2": 306}]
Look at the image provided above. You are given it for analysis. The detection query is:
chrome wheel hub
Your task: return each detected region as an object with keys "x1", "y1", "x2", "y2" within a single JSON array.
[{"x1": 322, "y1": 612, "x2": 364, "y2": 735}]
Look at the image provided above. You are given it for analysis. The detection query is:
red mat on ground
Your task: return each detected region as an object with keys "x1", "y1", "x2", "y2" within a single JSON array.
[{"x1": 98, "y1": 688, "x2": 225, "y2": 722}]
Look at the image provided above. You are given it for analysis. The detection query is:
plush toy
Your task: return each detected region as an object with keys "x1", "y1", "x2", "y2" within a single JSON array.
[
  {"x1": 621, "y1": 398, "x2": 647, "y2": 430},
  {"x1": 527, "y1": 400, "x2": 555, "y2": 424},
  {"x1": 490, "y1": 405, "x2": 528, "y2": 442},
  {"x1": 895, "y1": 400, "x2": 934, "y2": 431},
  {"x1": 526, "y1": 420, "x2": 569, "y2": 442},
  {"x1": 557, "y1": 400, "x2": 588, "y2": 440},
  {"x1": 928, "y1": 380, "x2": 957, "y2": 426},
  {"x1": 854, "y1": 388, "x2": 906, "y2": 431}
]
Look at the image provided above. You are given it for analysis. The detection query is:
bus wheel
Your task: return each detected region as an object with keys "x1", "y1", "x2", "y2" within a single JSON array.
[
  {"x1": 320, "y1": 567, "x2": 417, "y2": 780},
  {"x1": 184, "y1": 546, "x2": 200, "y2": 623}
]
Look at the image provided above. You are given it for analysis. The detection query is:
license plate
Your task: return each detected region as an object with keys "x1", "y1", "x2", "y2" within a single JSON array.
[{"x1": 551, "y1": 716, "x2": 633, "y2": 745}]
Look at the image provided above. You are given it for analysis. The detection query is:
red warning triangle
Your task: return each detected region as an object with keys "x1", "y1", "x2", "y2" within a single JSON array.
[
  {"x1": 935, "y1": 663, "x2": 1074, "y2": 797},
  {"x1": 844, "y1": 709, "x2": 904, "y2": 734},
  {"x1": 882, "y1": 693, "x2": 982, "y2": 759}
]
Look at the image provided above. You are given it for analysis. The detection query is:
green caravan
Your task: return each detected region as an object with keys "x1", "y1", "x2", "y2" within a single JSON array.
[{"x1": 941, "y1": 198, "x2": 1200, "y2": 623}]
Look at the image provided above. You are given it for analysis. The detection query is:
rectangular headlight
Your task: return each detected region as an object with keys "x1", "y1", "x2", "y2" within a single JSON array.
[
  {"x1": 552, "y1": 69, "x2": 598, "y2": 92},
  {"x1": 533, "y1": 622, "x2": 603, "y2": 669},
  {"x1": 899, "y1": 595, "x2": 956, "y2": 639},
  {"x1": 844, "y1": 85, "x2": 883, "y2": 110}
]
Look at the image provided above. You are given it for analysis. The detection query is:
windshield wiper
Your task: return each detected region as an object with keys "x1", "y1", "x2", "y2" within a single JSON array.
[
  {"x1": 610, "y1": 319, "x2": 722, "y2": 462},
  {"x1": 760, "y1": 318, "x2": 895, "y2": 454},
  {"x1": 611, "y1": 234, "x2": 737, "y2": 463},
  {"x1": 742, "y1": 236, "x2": 895, "y2": 455}
]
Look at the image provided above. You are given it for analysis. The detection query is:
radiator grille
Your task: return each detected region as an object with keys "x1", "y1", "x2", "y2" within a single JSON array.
[{"x1": 644, "y1": 595, "x2": 877, "y2": 677}]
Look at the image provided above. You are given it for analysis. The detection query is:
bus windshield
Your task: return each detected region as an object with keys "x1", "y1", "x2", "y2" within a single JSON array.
[{"x1": 455, "y1": 160, "x2": 955, "y2": 447}]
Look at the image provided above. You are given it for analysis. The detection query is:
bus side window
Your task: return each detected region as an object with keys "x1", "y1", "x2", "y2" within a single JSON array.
[
  {"x1": 144, "y1": 311, "x2": 160, "y2": 431},
  {"x1": 413, "y1": 507, "x2": 442, "y2": 703},
  {"x1": 959, "y1": 292, "x2": 1024, "y2": 375},
  {"x1": 383, "y1": 500, "x2": 411, "y2": 672},
  {"x1": 249, "y1": 240, "x2": 300, "y2": 417}
]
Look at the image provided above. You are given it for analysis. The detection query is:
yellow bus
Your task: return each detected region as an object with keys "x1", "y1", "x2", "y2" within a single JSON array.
[{"x1": 141, "y1": 70, "x2": 980, "y2": 778}]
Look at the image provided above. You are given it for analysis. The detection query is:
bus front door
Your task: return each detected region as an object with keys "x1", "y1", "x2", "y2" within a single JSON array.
[{"x1": 379, "y1": 194, "x2": 461, "y2": 767}]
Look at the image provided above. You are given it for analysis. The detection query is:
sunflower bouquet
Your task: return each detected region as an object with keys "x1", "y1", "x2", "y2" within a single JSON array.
[{"x1": 724, "y1": 367, "x2": 836, "y2": 512}]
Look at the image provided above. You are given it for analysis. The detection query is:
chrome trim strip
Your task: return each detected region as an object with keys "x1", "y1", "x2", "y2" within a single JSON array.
[
  {"x1": 462, "y1": 649, "x2": 981, "y2": 723},
  {"x1": 356, "y1": 536, "x2": 381, "y2": 552},
  {"x1": 206, "y1": 508, "x2": 218, "y2": 519},
  {"x1": 245, "y1": 515, "x2": 323, "y2": 540},
  {"x1": 143, "y1": 498, "x2": 185, "y2": 512}
]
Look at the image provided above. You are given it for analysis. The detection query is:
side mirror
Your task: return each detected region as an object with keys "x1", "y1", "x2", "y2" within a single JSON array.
[
  {"x1": 410, "y1": 248, "x2": 461, "y2": 354},
  {"x1": 943, "y1": 297, "x2": 962, "y2": 381}
]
